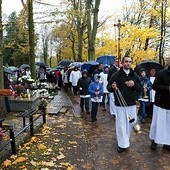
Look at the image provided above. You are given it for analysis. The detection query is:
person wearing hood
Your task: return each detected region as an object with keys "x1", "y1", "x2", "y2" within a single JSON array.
[
  {"x1": 77, "y1": 69, "x2": 91, "y2": 114},
  {"x1": 138, "y1": 68, "x2": 152, "y2": 123},
  {"x1": 99, "y1": 64, "x2": 110, "y2": 111},
  {"x1": 107, "y1": 55, "x2": 142, "y2": 153},
  {"x1": 69, "y1": 66, "x2": 81, "y2": 95},
  {"x1": 88, "y1": 74, "x2": 103, "y2": 122}
]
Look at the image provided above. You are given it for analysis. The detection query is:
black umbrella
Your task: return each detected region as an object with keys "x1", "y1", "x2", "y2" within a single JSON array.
[
  {"x1": 134, "y1": 60, "x2": 164, "y2": 76},
  {"x1": 47, "y1": 68, "x2": 57, "y2": 73},
  {"x1": 36, "y1": 62, "x2": 48, "y2": 68},
  {"x1": 58, "y1": 60, "x2": 73, "y2": 67},
  {"x1": 3, "y1": 66, "x2": 13, "y2": 74},
  {"x1": 19, "y1": 64, "x2": 30, "y2": 70}
]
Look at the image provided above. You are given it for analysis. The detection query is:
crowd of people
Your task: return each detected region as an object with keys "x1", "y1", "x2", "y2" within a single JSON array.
[
  {"x1": 60, "y1": 56, "x2": 170, "y2": 154},
  {"x1": 4, "y1": 57, "x2": 170, "y2": 153}
]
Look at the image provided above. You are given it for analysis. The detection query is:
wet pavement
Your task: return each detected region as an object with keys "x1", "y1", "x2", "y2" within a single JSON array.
[
  {"x1": 66, "y1": 91, "x2": 170, "y2": 170},
  {"x1": 0, "y1": 90, "x2": 170, "y2": 169}
]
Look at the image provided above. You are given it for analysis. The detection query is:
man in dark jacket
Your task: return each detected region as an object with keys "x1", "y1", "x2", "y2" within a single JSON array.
[
  {"x1": 149, "y1": 65, "x2": 170, "y2": 151},
  {"x1": 77, "y1": 69, "x2": 91, "y2": 114},
  {"x1": 93, "y1": 63, "x2": 103, "y2": 75},
  {"x1": 107, "y1": 56, "x2": 142, "y2": 153},
  {"x1": 107, "y1": 62, "x2": 119, "y2": 82}
]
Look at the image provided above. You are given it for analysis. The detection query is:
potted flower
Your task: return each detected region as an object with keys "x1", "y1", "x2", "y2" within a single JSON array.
[
  {"x1": 14, "y1": 84, "x2": 24, "y2": 96},
  {"x1": 39, "y1": 98, "x2": 48, "y2": 111}
]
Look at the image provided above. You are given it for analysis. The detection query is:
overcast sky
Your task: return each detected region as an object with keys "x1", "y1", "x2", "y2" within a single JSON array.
[{"x1": 2, "y1": 0, "x2": 125, "y2": 16}]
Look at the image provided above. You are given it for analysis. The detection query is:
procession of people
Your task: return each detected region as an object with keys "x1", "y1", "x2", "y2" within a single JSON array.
[
  {"x1": 60, "y1": 56, "x2": 170, "y2": 154},
  {"x1": 3, "y1": 56, "x2": 170, "y2": 154}
]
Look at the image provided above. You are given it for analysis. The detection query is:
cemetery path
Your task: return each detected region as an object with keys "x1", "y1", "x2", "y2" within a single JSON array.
[{"x1": 0, "y1": 90, "x2": 170, "y2": 170}]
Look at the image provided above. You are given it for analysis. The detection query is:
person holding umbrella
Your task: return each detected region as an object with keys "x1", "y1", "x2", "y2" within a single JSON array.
[{"x1": 138, "y1": 68, "x2": 152, "y2": 123}]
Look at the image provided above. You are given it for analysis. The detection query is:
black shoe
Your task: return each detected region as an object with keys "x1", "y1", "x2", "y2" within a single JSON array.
[
  {"x1": 86, "y1": 110, "x2": 90, "y2": 114},
  {"x1": 117, "y1": 146, "x2": 126, "y2": 153},
  {"x1": 112, "y1": 115, "x2": 116, "y2": 119},
  {"x1": 163, "y1": 145, "x2": 170, "y2": 151},
  {"x1": 91, "y1": 118, "x2": 97, "y2": 122},
  {"x1": 150, "y1": 140, "x2": 157, "y2": 150},
  {"x1": 141, "y1": 119, "x2": 146, "y2": 124}
]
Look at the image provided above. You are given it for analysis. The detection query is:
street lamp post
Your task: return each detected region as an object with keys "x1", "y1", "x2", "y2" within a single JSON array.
[{"x1": 114, "y1": 20, "x2": 125, "y2": 67}]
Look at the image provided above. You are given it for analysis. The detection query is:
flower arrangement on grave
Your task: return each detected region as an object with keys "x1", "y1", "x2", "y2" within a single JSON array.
[
  {"x1": 20, "y1": 89, "x2": 31, "y2": 99},
  {"x1": 21, "y1": 77, "x2": 35, "y2": 89},
  {"x1": 39, "y1": 98, "x2": 48, "y2": 110},
  {"x1": 26, "y1": 78, "x2": 35, "y2": 83},
  {"x1": 14, "y1": 84, "x2": 25, "y2": 96}
]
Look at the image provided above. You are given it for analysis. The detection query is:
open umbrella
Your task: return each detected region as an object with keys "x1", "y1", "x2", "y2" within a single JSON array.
[
  {"x1": 3, "y1": 66, "x2": 13, "y2": 74},
  {"x1": 35, "y1": 62, "x2": 48, "y2": 68},
  {"x1": 19, "y1": 64, "x2": 30, "y2": 70},
  {"x1": 58, "y1": 60, "x2": 73, "y2": 67},
  {"x1": 81, "y1": 61, "x2": 99, "y2": 77},
  {"x1": 47, "y1": 68, "x2": 58, "y2": 73},
  {"x1": 81, "y1": 61, "x2": 99, "y2": 72},
  {"x1": 96, "y1": 55, "x2": 116, "y2": 65},
  {"x1": 134, "y1": 60, "x2": 164, "y2": 76},
  {"x1": 69, "y1": 62, "x2": 83, "y2": 68},
  {"x1": 8, "y1": 66, "x2": 19, "y2": 72}
]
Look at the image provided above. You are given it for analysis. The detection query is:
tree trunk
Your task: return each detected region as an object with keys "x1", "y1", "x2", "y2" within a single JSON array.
[
  {"x1": 161, "y1": 0, "x2": 167, "y2": 66},
  {"x1": 70, "y1": 34, "x2": 76, "y2": 61},
  {"x1": 86, "y1": 0, "x2": 101, "y2": 60},
  {"x1": 86, "y1": 0, "x2": 92, "y2": 60},
  {"x1": 144, "y1": 1, "x2": 158, "y2": 51},
  {"x1": 77, "y1": 26, "x2": 83, "y2": 61},
  {"x1": 21, "y1": 0, "x2": 25, "y2": 6},
  {"x1": 159, "y1": 1, "x2": 165, "y2": 65},
  {"x1": 144, "y1": 17, "x2": 154, "y2": 51},
  {"x1": 0, "y1": 0, "x2": 3, "y2": 89},
  {"x1": 28, "y1": 0, "x2": 36, "y2": 79},
  {"x1": 42, "y1": 36, "x2": 48, "y2": 64},
  {"x1": 0, "y1": 0, "x2": 7, "y2": 115}
]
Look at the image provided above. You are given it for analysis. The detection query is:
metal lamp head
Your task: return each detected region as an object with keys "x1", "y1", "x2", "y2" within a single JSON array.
[{"x1": 133, "y1": 124, "x2": 142, "y2": 134}]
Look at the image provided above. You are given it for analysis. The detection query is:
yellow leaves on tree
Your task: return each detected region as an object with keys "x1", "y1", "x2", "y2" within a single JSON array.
[
  {"x1": 96, "y1": 38, "x2": 117, "y2": 57},
  {"x1": 132, "y1": 49, "x2": 158, "y2": 66}
]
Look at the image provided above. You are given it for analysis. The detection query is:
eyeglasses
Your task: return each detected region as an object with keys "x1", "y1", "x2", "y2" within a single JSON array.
[{"x1": 124, "y1": 60, "x2": 132, "y2": 63}]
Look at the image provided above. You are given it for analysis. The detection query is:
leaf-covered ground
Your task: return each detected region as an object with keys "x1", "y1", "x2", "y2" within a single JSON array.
[
  {"x1": 0, "y1": 92, "x2": 170, "y2": 170},
  {"x1": 1, "y1": 112, "x2": 88, "y2": 170}
]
